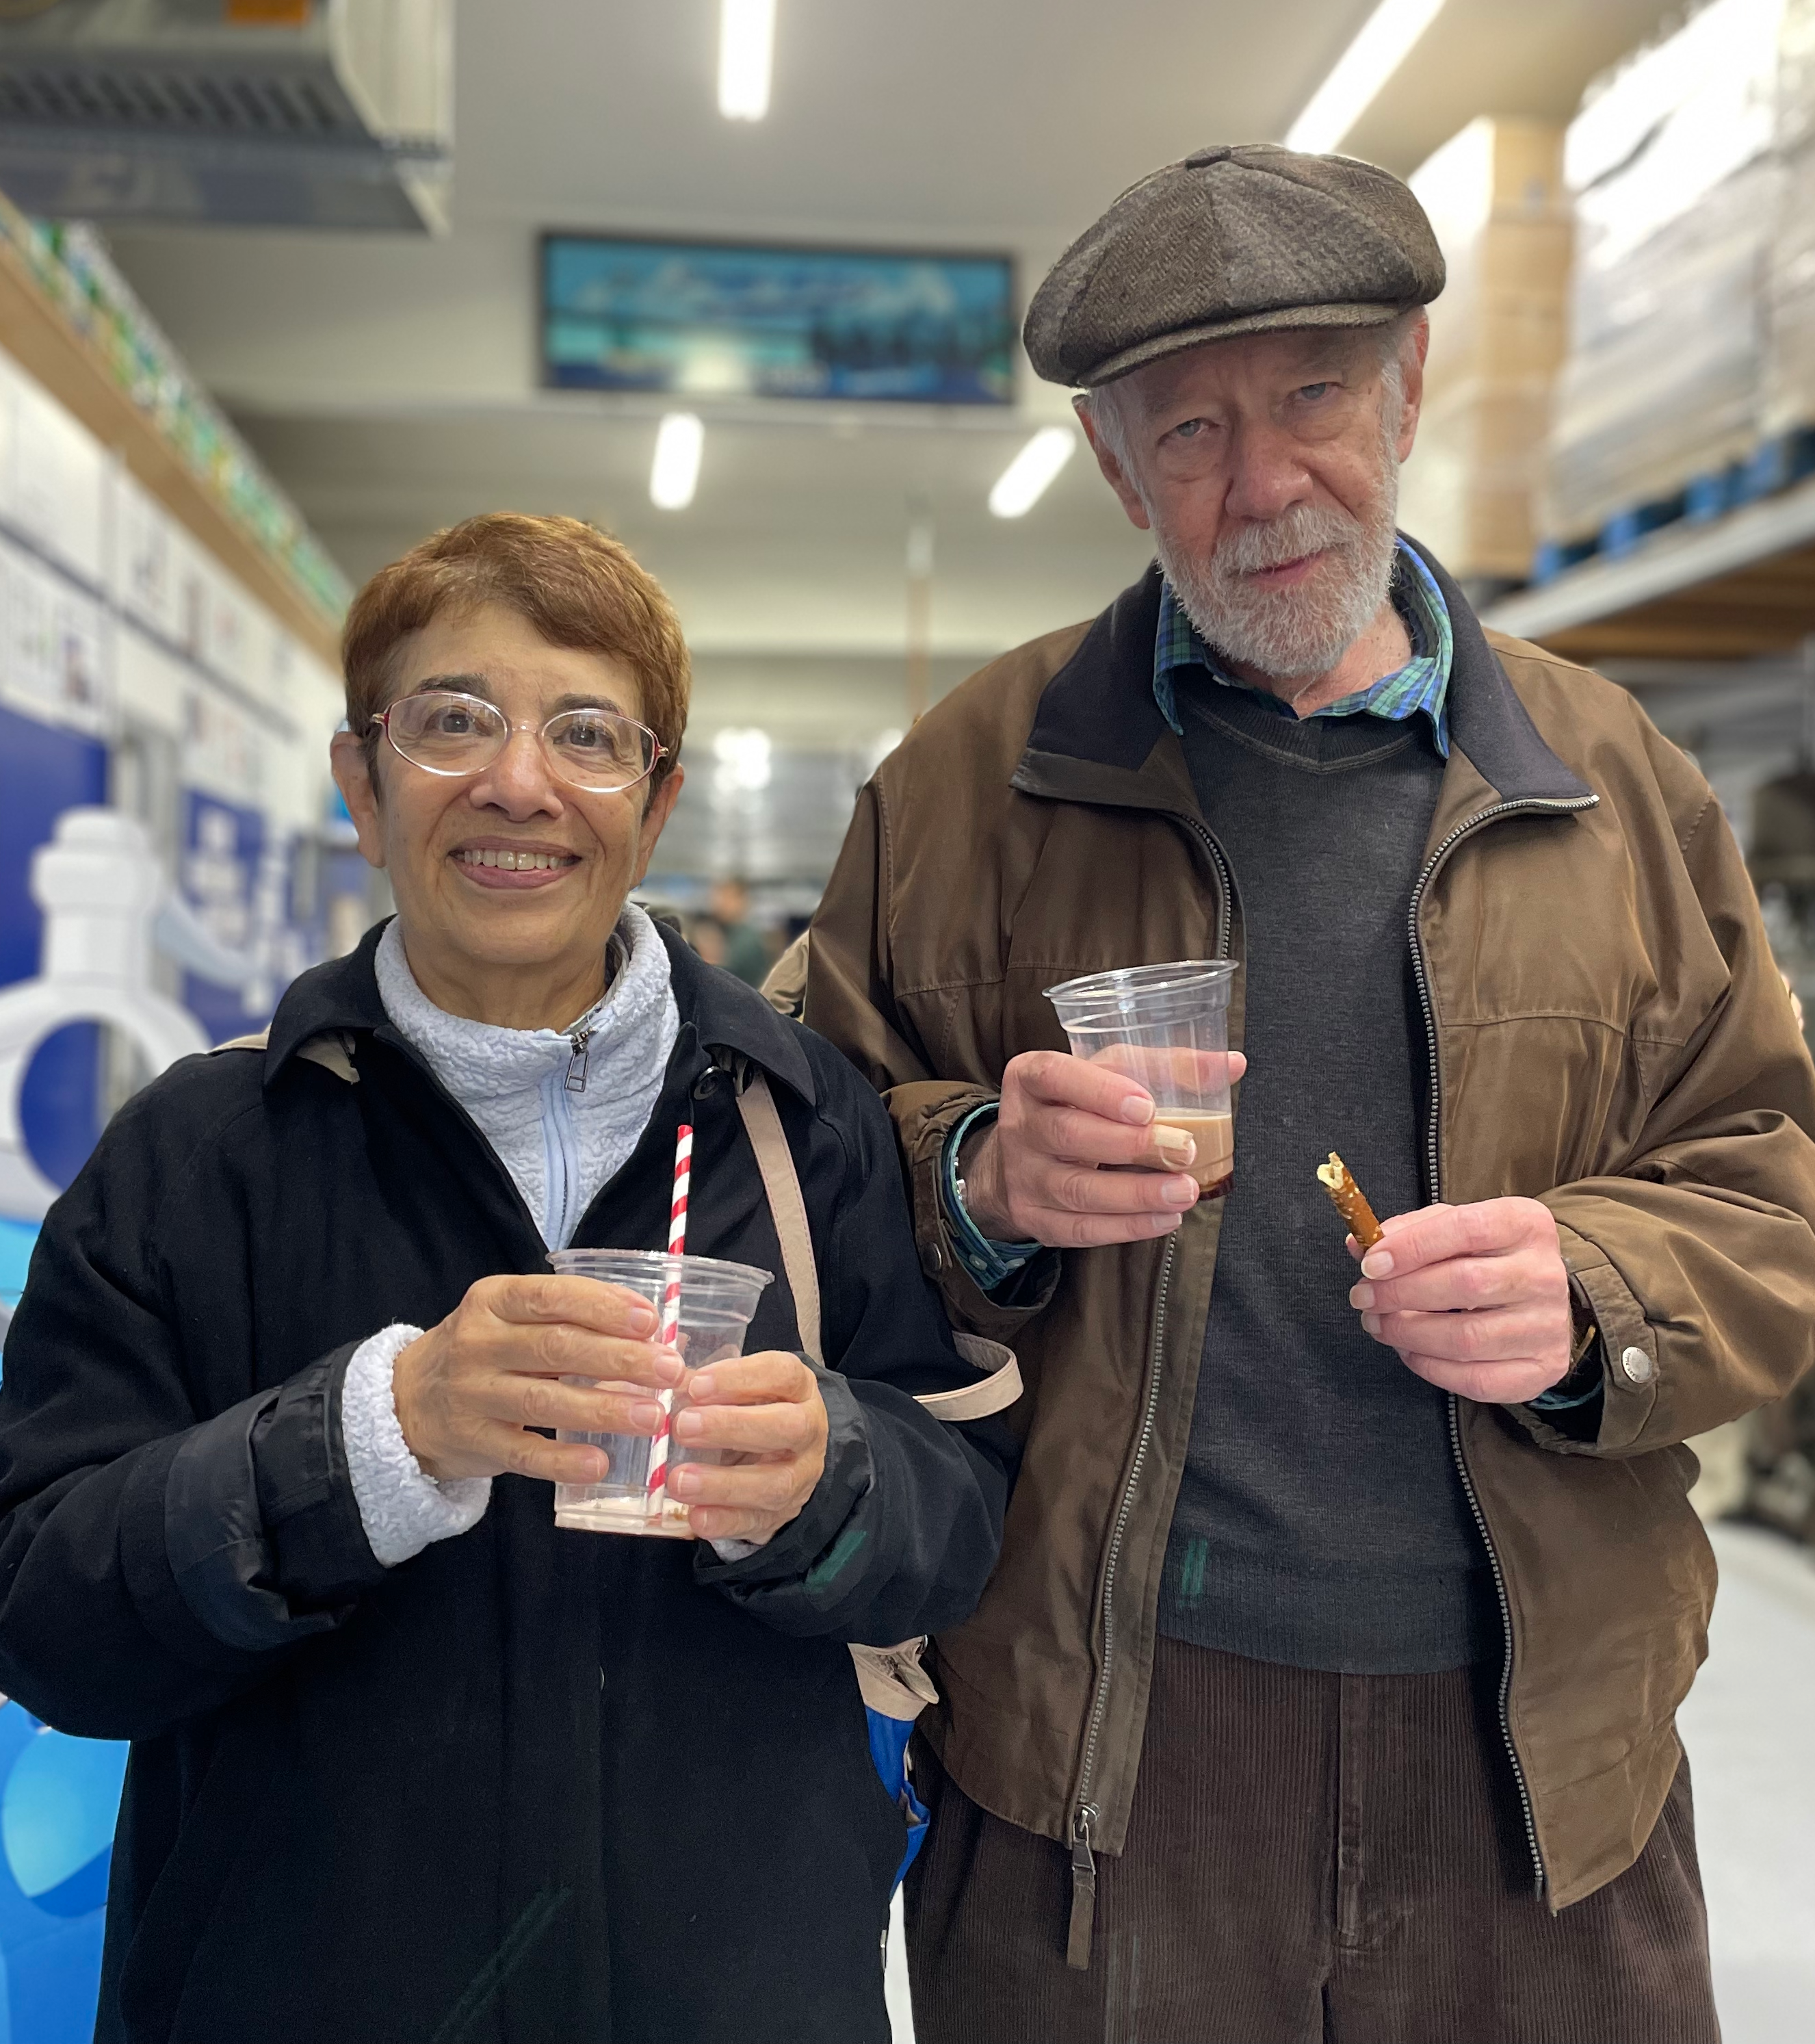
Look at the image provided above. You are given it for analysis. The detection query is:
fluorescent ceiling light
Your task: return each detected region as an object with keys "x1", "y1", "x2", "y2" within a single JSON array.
[
  {"x1": 1284, "y1": 0, "x2": 1447, "y2": 155},
  {"x1": 718, "y1": 0, "x2": 775, "y2": 120},
  {"x1": 649, "y1": 413, "x2": 703, "y2": 510},
  {"x1": 989, "y1": 426, "x2": 1078, "y2": 519}
]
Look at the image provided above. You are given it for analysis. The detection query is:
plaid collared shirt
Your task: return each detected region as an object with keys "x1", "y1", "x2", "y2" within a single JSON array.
[{"x1": 1153, "y1": 539, "x2": 1453, "y2": 758}]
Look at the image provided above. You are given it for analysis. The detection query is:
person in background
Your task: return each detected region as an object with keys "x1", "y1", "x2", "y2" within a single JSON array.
[
  {"x1": 687, "y1": 909, "x2": 730, "y2": 968},
  {"x1": 0, "y1": 513, "x2": 1012, "y2": 2044},
  {"x1": 804, "y1": 146, "x2": 1815, "y2": 2043},
  {"x1": 711, "y1": 874, "x2": 774, "y2": 986}
]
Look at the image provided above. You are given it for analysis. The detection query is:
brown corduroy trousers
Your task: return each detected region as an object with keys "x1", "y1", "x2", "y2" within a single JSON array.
[{"x1": 904, "y1": 1638, "x2": 1719, "y2": 2044}]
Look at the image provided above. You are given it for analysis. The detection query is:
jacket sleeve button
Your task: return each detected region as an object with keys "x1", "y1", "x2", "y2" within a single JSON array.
[{"x1": 1619, "y1": 1344, "x2": 1656, "y2": 1385}]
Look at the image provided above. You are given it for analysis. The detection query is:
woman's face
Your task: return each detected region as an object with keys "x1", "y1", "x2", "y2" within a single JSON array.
[{"x1": 330, "y1": 601, "x2": 683, "y2": 1024}]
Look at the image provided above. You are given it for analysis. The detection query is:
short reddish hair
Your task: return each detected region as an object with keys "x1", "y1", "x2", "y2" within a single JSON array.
[{"x1": 341, "y1": 513, "x2": 690, "y2": 788}]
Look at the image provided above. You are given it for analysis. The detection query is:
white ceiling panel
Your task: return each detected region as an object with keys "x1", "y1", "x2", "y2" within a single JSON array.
[{"x1": 96, "y1": 0, "x2": 1684, "y2": 758}]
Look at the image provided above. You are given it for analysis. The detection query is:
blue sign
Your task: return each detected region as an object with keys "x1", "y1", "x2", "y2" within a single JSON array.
[{"x1": 543, "y1": 234, "x2": 1016, "y2": 404}]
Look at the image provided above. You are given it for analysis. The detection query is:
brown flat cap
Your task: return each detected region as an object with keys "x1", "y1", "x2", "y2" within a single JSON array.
[{"x1": 1024, "y1": 143, "x2": 1445, "y2": 389}]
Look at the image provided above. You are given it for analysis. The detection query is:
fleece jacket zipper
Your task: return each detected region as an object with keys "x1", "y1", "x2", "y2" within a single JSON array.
[{"x1": 540, "y1": 1029, "x2": 592, "y2": 1250}]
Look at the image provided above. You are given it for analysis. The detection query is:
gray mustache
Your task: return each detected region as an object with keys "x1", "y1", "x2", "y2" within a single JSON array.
[{"x1": 1215, "y1": 509, "x2": 1363, "y2": 578}]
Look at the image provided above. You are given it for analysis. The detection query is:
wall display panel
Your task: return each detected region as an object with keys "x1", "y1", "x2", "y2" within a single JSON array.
[
  {"x1": 112, "y1": 470, "x2": 180, "y2": 643},
  {"x1": 180, "y1": 680, "x2": 264, "y2": 807},
  {"x1": 0, "y1": 541, "x2": 111, "y2": 740},
  {"x1": 112, "y1": 632, "x2": 187, "y2": 742},
  {"x1": 0, "y1": 348, "x2": 104, "y2": 588},
  {"x1": 542, "y1": 233, "x2": 1015, "y2": 404},
  {"x1": 0, "y1": 699, "x2": 107, "y2": 1015},
  {"x1": 177, "y1": 790, "x2": 322, "y2": 1045}
]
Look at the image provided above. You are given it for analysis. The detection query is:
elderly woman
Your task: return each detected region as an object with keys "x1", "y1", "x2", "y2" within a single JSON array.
[{"x1": 0, "y1": 515, "x2": 1013, "y2": 2044}]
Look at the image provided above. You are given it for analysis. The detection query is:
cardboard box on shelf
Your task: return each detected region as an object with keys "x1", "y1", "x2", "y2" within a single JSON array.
[
  {"x1": 1425, "y1": 285, "x2": 1570, "y2": 393},
  {"x1": 1400, "y1": 378, "x2": 1553, "y2": 582},
  {"x1": 1412, "y1": 118, "x2": 1573, "y2": 400},
  {"x1": 1405, "y1": 120, "x2": 1571, "y2": 576}
]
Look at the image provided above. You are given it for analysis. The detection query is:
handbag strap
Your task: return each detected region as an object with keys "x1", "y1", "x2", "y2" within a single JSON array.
[
  {"x1": 733, "y1": 1072, "x2": 1021, "y2": 1419},
  {"x1": 735, "y1": 1072, "x2": 824, "y2": 1367}
]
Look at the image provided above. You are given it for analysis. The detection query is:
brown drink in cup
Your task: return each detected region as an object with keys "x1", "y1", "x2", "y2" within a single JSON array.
[
  {"x1": 1045, "y1": 961, "x2": 1240, "y2": 1199},
  {"x1": 1154, "y1": 1111, "x2": 1236, "y2": 1196}
]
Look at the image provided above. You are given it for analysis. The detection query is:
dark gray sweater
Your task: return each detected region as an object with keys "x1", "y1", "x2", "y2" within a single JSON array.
[{"x1": 1158, "y1": 680, "x2": 1495, "y2": 1672}]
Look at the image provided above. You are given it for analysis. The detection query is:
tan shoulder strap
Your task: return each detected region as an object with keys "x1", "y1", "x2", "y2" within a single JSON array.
[
  {"x1": 927, "y1": 1331, "x2": 1023, "y2": 1421},
  {"x1": 733, "y1": 1072, "x2": 1021, "y2": 1419},
  {"x1": 209, "y1": 1027, "x2": 358, "y2": 1085},
  {"x1": 735, "y1": 1065, "x2": 1021, "y2": 1732},
  {"x1": 214, "y1": 1030, "x2": 271, "y2": 1052},
  {"x1": 735, "y1": 1072, "x2": 824, "y2": 1367}
]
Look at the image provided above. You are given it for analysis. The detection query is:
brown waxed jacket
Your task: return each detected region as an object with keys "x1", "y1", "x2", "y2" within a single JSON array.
[{"x1": 803, "y1": 545, "x2": 1815, "y2": 1929}]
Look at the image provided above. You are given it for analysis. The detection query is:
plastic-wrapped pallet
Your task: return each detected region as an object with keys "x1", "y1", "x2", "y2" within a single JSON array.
[
  {"x1": 1544, "y1": 0, "x2": 1784, "y2": 543},
  {"x1": 1766, "y1": 0, "x2": 1815, "y2": 432},
  {"x1": 1398, "y1": 120, "x2": 1572, "y2": 586}
]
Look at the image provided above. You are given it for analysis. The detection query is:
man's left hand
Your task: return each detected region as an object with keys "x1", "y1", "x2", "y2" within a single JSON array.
[
  {"x1": 669, "y1": 1353, "x2": 830, "y2": 1544},
  {"x1": 1347, "y1": 1198, "x2": 1573, "y2": 1405}
]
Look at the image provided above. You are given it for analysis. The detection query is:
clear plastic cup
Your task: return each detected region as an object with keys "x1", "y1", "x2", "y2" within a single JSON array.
[
  {"x1": 1045, "y1": 960, "x2": 1240, "y2": 1198},
  {"x1": 546, "y1": 1248, "x2": 773, "y2": 1538}
]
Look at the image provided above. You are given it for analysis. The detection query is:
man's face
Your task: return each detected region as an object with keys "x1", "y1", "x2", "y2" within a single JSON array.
[
  {"x1": 330, "y1": 601, "x2": 683, "y2": 997},
  {"x1": 1078, "y1": 320, "x2": 1426, "y2": 681}
]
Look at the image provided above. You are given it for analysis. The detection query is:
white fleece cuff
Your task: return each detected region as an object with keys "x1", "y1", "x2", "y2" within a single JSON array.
[{"x1": 343, "y1": 1323, "x2": 493, "y2": 1568}]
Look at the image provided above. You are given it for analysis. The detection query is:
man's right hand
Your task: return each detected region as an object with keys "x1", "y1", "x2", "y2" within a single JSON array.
[
  {"x1": 392, "y1": 1275, "x2": 685, "y2": 1484},
  {"x1": 959, "y1": 1049, "x2": 1246, "y2": 1250}
]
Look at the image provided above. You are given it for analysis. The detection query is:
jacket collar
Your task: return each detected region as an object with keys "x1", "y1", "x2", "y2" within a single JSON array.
[
  {"x1": 265, "y1": 917, "x2": 817, "y2": 1106},
  {"x1": 1402, "y1": 536, "x2": 1590, "y2": 805},
  {"x1": 1012, "y1": 539, "x2": 1591, "y2": 812}
]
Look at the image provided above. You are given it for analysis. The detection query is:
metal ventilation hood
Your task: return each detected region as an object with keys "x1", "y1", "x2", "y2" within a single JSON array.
[{"x1": 0, "y1": 0, "x2": 452, "y2": 232}]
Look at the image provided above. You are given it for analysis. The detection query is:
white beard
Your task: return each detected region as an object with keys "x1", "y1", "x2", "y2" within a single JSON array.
[{"x1": 1155, "y1": 452, "x2": 1401, "y2": 684}]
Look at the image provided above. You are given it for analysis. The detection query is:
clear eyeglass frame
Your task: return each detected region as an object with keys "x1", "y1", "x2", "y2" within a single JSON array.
[{"x1": 371, "y1": 689, "x2": 667, "y2": 796}]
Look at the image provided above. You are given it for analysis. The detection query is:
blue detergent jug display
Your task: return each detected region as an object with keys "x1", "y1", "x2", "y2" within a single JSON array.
[{"x1": 0, "y1": 1703, "x2": 127, "y2": 2044}]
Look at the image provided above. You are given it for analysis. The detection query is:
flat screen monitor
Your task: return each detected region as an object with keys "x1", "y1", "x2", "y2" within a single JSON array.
[{"x1": 540, "y1": 234, "x2": 1015, "y2": 406}]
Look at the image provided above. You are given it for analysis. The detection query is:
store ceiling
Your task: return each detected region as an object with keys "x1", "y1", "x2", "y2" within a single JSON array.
[{"x1": 102, "y1": 0, "x2": 1682, "y2": 738}]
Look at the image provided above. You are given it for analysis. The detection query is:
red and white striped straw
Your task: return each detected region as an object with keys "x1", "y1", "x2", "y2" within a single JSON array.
[{"x1": 645, "y1": 1124, "x2": 692, "y2": 1517}]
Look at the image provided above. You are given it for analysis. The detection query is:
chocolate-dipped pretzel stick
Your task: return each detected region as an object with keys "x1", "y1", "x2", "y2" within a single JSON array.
[{"x1": 1316, "y1": 1152, "x2": 1383, "y2": 1251}]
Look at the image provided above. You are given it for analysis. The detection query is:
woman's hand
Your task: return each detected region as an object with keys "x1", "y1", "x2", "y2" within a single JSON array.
[
  {"x1": 670, "y1": 1354, "x2": 830, "y2": 1545},
  {"x1": 393, "y1": 1274, "x2": 684, "y2": 1483}
]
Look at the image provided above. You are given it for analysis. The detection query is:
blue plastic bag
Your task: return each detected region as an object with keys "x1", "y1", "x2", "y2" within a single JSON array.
[{"x1": 865, "y1": 1708, "x2": 929, "y2": 1892}]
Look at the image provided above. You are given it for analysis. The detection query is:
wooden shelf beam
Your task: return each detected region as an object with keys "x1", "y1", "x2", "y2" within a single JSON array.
[
  {"x1": 1482, "y1": 476, "x2": 1815, "y2": 664},
  {"x1": 0, "y1": 230, "x2": 341, "y2": 671}
]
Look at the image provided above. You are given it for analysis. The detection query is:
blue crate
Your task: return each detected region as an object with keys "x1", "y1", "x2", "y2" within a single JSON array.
[
  {"x1": 1531, "y1": 534, "x2": 1598, "y2": 585},
  {"x1": 1684, "y1": 466, "x2": 1741, "y2": 523},
  {"x1": 1600, "y1": 491, "x2": 1688, "y2": 558},
  {"x1": 1734, "y1": 426, "x2": 1815, "y2": 506}
]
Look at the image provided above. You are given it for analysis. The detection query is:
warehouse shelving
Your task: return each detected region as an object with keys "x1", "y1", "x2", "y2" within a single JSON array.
[
  {"x1": 0, "y1": 215, "x2": 343, "y2": 669},
  {"x1": 1481, "y1": 474, "x2": 1815, "y2": 662}
]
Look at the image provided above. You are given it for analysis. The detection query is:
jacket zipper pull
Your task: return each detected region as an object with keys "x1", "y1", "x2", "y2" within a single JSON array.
[
  {"x1": 565, "y1": 1028, "x2": 592, "y2": 1094},
  {"x1": 1066, "y1": 1806, "x2": 1097, "y2": 1971}
]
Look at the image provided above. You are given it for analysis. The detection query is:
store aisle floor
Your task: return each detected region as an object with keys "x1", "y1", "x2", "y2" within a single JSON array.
[
  {"x1": 885, "y1": 1521, "x2": 1815, "y2": 2044},
  {"x1": 1680, "y1": 1521, "x2": 1815, "y2": 2044}
]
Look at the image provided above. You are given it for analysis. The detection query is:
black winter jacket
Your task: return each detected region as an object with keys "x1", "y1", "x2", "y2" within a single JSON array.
[{"x1": 0, "y1": 924, "x2": 1013, "y2": 2044}]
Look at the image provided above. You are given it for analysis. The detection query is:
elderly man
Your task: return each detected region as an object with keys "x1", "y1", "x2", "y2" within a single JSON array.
[{"x1": 804, "y1": 146, "x2": 1815, "y2": 2043}]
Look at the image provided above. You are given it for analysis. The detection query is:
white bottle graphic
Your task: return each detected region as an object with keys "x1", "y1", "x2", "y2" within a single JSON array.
[{"x1": 0, "y1": 808, "x2": 209, "y2": 1220}]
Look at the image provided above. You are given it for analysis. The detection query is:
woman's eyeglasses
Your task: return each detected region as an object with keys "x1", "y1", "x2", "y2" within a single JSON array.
[{"x1": 372, "y1": 691, "x2": 666, "y2": 795}]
